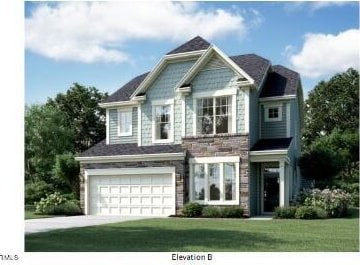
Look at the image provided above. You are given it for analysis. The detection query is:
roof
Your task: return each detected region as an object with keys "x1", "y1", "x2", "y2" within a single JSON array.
[
  {"x1": 78, "y1": 140, "x2": 183, "y2": 157},
  {"x1": 260, "y1": 65, "x2": 300, "y2": 98},
  {"x1": 229, "y1": 54, "x2": 271, "y2": 87},
  {"x1": 166, "y1": 36, "x2": 210, "y2": 55},
  {"x1": 250, "y1": 138, "x2": 293, "y2": 151},
  {"x1": 102, "y1": 72, "x2": 149, "y2": 103}
]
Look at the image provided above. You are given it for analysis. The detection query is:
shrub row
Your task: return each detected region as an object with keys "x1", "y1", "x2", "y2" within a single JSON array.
[
  {"x1": 182, "y1": 203, "x2": 244, "y2": 218},
  {"x1": 35, "y1": 192, "x2": 82, "y2": 216},
  {"x1": 274, "y1": 206, "x2": 327, "y2": 219}
]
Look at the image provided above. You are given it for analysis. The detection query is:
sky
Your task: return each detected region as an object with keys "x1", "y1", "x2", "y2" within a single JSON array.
[{"x1": 25, "y1": 1, "x2": 359, "y2": 104}]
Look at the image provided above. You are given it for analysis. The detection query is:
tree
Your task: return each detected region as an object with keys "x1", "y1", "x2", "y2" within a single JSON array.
[
  {"x1": 46, "y1": 83, "x2": 108, "y2": 153},
  {"x1": 25, "y1": 104, "x2": 74, "y2": 183},
  {"x1": 303, "y1": 68, "x2": 359, "y2": 148}
]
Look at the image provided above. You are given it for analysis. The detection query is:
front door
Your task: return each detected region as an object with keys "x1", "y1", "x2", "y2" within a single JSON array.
[{"x1": 263, "y1": 167, "x2": 279, "y2": 213}]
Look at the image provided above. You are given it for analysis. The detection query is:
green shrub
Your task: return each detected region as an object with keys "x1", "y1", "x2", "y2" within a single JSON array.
[
  {"x1": 303, "y1": 188, "x2": 351, "y2": 217},
  {"x1": 314, "y1": 207, "x2": 328, "y2": 219},
  {"x1": 273, "y1": 206, "x2": 297, "y2": 219},
  {"x1": 295, "y1": 206, "x2": 318, "y2": 219},
  {"x1": 34, "y1": 192, "x2": 81, "y2": 215},
  {"x1": 202, "y1": 206, "x2": 221, "y2": 218},
  {"x1": 25, "y1": 181, "x2": 54, "y2": 204},
  {"x1": 182, "y1": 202, "x2": 203, "y2": 217},
  {"x1": 220, "y1": 206, "x2": 244, "y2": 218}
]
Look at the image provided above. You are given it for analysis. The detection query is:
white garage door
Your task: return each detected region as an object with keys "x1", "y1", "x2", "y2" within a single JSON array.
[{"x1": 89, "y1": 174, "x2": 175, "y2": 216}]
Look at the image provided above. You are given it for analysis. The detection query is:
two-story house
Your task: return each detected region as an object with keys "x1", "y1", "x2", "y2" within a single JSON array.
[{"x1": 76, "y1": 36, "x2": 304, "y2": 217}]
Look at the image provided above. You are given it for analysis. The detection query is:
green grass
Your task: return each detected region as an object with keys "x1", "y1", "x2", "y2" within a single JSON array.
[
  {"x1": 25, "y1": 205, "x2": 52, "y2": 220},
  {"x1": 25, "y1": 209, "x2": 359, "y2": 252}
]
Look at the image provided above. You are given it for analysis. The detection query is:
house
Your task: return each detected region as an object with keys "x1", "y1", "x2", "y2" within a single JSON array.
[{"x1": 75, "y1": 36, "x2": 304, "y2": 217}]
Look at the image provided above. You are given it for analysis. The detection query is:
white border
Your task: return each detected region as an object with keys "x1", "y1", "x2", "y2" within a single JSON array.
[
  {"x1": 117, "y1": 108, "x2": 133, "y2": 136},
  {"x1": 264, "y1": 104, "x2": 282, "y2": 122}
]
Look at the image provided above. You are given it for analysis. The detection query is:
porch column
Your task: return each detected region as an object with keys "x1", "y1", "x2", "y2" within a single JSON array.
[{"x1": 279, "y1": 160, "x2": 286, "y2": 207}]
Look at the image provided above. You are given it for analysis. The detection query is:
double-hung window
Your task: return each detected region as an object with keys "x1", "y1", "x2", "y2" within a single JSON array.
[
  {"x1": 191, "y1": 157, "x2": 239, "y2": 204},
  {"x1": 118, "y1": 109, "x2": 132, "y2": 136},
  {"x1": 197, "y1": 96, "x2": 232, "y2": 135},
  {"x1": 152, "y1": 100, "x2": 174, "y2": 143}
]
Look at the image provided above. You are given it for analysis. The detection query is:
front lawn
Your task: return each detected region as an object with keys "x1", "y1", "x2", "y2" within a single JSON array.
[
  {"x1": 25, "y1": 205, "x2": 52, "y2": 220},
  {"x1": 25, "y1": 209, "x2": 358, "y2": 252}
]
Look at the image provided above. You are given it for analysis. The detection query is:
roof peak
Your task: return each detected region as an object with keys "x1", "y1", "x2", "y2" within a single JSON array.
[{"x1": 166, "y1": 36, "x2": 211, "y2": 55}]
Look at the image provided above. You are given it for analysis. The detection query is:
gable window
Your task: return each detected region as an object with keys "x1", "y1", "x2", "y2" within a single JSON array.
[
  {"x1": 197, "y1": 96, "x2": 232, "y2": 135},
  {"x1": 152, "y1": 99, "x2": 174, "y2": 143},
  {"x1": 190, "y1": 157, "x2": 239, "y2": 204},
  {"x1": 264, "y1": 104, "x2": 282, "y2": 122},
  {"x1": 118, "y1": 109, "x2": 132, "y2": 136}
]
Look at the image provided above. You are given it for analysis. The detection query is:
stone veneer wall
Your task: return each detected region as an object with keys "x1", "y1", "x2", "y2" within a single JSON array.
[
  {"x1": 79, "y1": 160, "x2": 185, "y2": 215},
  {"x1": 181, "y1": 133, "x2": 250, "y2": 215}
]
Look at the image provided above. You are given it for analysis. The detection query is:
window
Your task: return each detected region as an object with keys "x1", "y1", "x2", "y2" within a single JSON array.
[
  {"x1": 197, "y1": 96, "x2": 232, "y2": 134},
  {"x1": 152, "y1": 100, "x2": 174, "y2": 143},
  {"x1": 264, "y1": 104, "x2": 282, "y2": 122},
  {"x1": 118, "y1": 109, "x2": 132, "y2": 136},
  {"x1": 191, "y1": 157, "x2": 239, "y2": 204}
]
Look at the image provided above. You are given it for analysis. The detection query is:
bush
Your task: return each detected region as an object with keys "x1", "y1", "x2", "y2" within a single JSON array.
[
  {"x1": 35, "y1": 192, "x2": 81, "y2": 215},
  {"x1": 182, "y1": 202, "x2": 203, "y2": 217},
  {"x1": 202, "y1": 206, "x2": 222, "y2": 218},
  {"x1": 25, "y1": 180, "x2": 54, "y2": 204},
  {"x1": 220, "y1": 206, "x2": 244, "y2": 218},
  {"x1": 273, "y1": 206, "x2": 297, "y2": 219},
  {"x1": 295, "y1": 206, "x2": 318, "y2": 219},
  {"x1": 303, "y1": 188, "x2": 351, "y2": 217},
  {"x1": 314, "y1": 207, "x2": 328, "y2": 219}
]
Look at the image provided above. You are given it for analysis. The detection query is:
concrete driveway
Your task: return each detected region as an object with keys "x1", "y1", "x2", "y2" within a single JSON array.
[{"x1": 25, "y1": 215, "x2": 157, "y2": 234}]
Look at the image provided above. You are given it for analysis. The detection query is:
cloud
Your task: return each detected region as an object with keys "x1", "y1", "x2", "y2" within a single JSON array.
[
  {"x1": 25, "y1": 2, "x2": 260, "y2": 63},
  {"x1": 286, "y1": 29, "x2": 360, "y2": 78},
  {"x1": 284, "y1": 1, "x2": 351, "y2": 13}
]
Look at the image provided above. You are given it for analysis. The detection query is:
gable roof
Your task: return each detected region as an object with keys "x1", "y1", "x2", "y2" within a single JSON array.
[
  {"x1": 78, "y1": 140, "x2": 183, "y2": 157},
  {"x1": 102, "y1": 72, "x2": 149, "y2": 103},
  {"x1": 229, "y1": 54, "x2": 271, "y2": 88},
  {"x1": 167, "y1": 36, "x2": 210, "y2": 55},
  {"x1": 259, "y1": 65, "x2": 300, "y2": 98}
]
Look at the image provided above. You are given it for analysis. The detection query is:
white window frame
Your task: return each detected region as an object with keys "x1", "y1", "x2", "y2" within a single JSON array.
[
  {"x1": 117, "y1": 108, "x2": 133, "y2": 136},
  {"x1": 264, "y1": 104, "x2": 282, "y2": 122},
  {"x1": 193, "y1": 89, "x2": 237, "y2": 135},
  {"x1": 152, "y1": 99, "x2": 174, "y2": 144},
  {"x1": 189, "y1": 156, "x2": 240, "y2": 205}
]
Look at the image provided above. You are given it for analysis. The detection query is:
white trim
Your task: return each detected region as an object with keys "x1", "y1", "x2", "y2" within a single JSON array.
[
  {"x1": 181, "y1": 96, "x2": 186, "y2": 137},
  {"x1": 232, "y1": 94, "x2": 237, "y2": 134},
  {"x1": 137, "y1": 105, "x2": 142, "y2": 146},
  {"x1": 151, "y1": 98, "x2": 174, "y2": 106},
  {"x1": 257, "y1": 64, "x2": 271, "y2": 90},
  {"x1": 259, "y1": 105, "x2": 262, "y2": 139},
  {"x1": 99, "y1": 101, "x2": 138, "y2": 108},
  {"x1": 250, "y1": 150, "x2": 288, "y2": 156},
  {"x1": 259, "y1": 95, "x2": 296, "y2": 102},
  {"x1": 152, "y1": 103, "x2": 174, "y2": 144},
  {"x1": 193, "y1": 98, "x2": 197, "y2": 136},
  {"x1": 279, "y1": 160, "x2": 285, "y2": 207},
  {"x1": 286, "y1": 102, "x2": 291, "y2": 137},
  {"x1": 84, "y1": 167, "x2": 176, "y2": 216},
  {"x1": 175, "y1": 45, "x2": 255, "y2": 90},
  {"x1": 243, "y1": 89, "x2": 249, "y2": 133},
  {"x1": 250, "y1": 153, "x2": 290, "y2": 163},
  {"x1": 117, "y1": 108, "x2": 133, "y2": 136},
  {"x1": 76, "y1": 152, "x2": 185, "y2": 163},
  {"x1": 105, "y1": 109, "x2": 109, "y2": 145},
  {"x1": 192, "y1": 88, "x2": 237, "y2": 99},
  {"x1": 189, "y1": 157, "x2": 240, "y2": 205},
  {"x1": 264, "y1": 104, "x2": 282, "y2": 122},
  {"x1": 164, "y1": 50, "x2": 206, "y2": 60},
  {"x1": 190, "y1": 156, "x2": 240, "y2": 164}
]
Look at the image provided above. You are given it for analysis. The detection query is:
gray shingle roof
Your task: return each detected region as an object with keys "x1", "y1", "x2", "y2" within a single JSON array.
[
  {"x1": 229, "y1": 54, "x2": 271, "y2": 87},
  {"x1": 78, "y1": 140, "x2": 184, "y2": 157},
  {"x1": 260, "y1": 65, "x2": 300, "y2": 98},
  {"x1": 166, "y1": 36, "x2": 210, "y2": 55},
  {"x1": 250, "y1": 138, "x2": 293, "y2": 151},
  {"x1": 102, "y1": 72, "x2": 149, "y2": 103}
]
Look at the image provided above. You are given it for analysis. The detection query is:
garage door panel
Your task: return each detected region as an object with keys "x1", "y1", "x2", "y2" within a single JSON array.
[{"x1": 89, "y1": 173, "x2": 175, "y2": 216}]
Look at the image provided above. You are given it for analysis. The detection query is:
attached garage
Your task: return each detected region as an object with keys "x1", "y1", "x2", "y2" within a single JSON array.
[{"x1": 84, "y1": 167, "x2": 176, "y2": 216}]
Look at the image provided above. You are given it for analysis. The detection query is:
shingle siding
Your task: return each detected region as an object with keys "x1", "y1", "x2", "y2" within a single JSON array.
[
  {"x1": 109, "y1": 107, "x2": 138, "y2": 144},
  {"x1": 249, "y1": 89, "x2": 259, "y2": 147},
  {"x1": 141, "y1": 60, "x2": 197, "y2": 146},
  {"x1": 261, "y1": 103, "x2": 287, "y2": 138}
]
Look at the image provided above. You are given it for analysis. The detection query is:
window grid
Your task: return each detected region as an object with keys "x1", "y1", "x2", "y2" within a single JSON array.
[{"x1": 154, "y1": 105, "x2": 171, "y2": 140}]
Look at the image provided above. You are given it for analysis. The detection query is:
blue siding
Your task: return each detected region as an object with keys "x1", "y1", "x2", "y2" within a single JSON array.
[
  {"x1": 260, "y1": 103, "x2": 287, "y2": 138},
  {"x1": 249, "y1": 89, "x2": 259, "y2": 147},
  {"x1": 109, "y1": 107, "x2": 138, "y2": 144},
  {"x1": 141, "y1": 60, "x2": 197, "y2": 145},
  {"x1": 249, "y1": 163, "x2": 260, "y2": 216}
]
